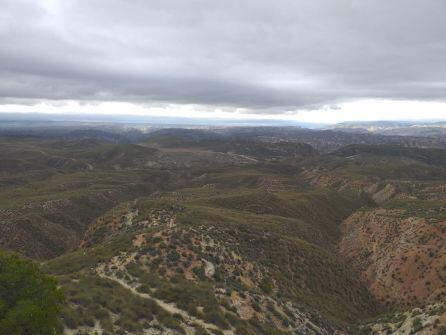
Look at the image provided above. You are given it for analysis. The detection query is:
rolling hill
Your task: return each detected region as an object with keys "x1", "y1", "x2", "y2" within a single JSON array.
[{"x1": 0, "y1": 130, "x2": 445, "y2": 334}]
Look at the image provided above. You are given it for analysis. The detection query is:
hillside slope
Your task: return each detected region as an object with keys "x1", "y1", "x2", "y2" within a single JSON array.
[
  {"x1": 1, "y1": 136, "x2": 445, "y2": 334},
  {"x1": 44, "y1": 169, "x2": 380, "y2": 335}
]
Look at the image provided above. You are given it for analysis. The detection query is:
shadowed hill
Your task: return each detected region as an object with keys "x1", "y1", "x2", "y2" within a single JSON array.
[{"x1": 335, "y1": 144, "x2": 446, "y2": 167}]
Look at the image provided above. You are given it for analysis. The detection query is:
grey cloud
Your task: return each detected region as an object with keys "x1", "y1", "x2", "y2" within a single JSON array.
[{"x1": 1, "y1": 0, "x2": 446, "y2": 113}]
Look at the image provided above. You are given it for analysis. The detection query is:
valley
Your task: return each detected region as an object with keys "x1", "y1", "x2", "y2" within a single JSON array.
[{"x1": 0, "y1": 126, "x2": 445, "y2": 334}]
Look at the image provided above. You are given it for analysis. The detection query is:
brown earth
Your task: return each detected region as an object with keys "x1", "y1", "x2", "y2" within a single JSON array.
[{"x1": 339, "y1": 209, "x2": 446, "y2": 307}]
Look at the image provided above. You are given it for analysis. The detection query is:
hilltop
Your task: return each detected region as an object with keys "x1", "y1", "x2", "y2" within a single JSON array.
[{"x1": 0, "y1": 126, "x2": 445, "y2": 334}]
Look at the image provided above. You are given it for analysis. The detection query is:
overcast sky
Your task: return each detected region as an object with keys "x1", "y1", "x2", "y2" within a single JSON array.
[{"x1": 1, "y1": 0, "x2": 446, "y2": 122}]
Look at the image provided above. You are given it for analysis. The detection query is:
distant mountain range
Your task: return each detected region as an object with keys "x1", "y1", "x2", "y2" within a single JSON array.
[
  {"x1": 0, "y1": 112, "x2": 322, "y2": 128},
  {"x1": 331, "y1": 120, "x2": 446, "y2": 137}
]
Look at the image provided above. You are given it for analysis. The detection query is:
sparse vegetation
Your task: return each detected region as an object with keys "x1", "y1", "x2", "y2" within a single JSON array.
[{"x1": 0, "y1": 131, "x2": 445, "y2": 334}]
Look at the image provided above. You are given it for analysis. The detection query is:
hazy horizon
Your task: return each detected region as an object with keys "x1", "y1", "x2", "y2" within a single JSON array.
[{"x1": 1, "y1": 111, "x2": 446, "y2": 129}]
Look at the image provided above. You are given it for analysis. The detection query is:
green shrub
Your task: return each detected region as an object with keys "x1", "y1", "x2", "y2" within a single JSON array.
[
  {"x1": 259, "y1": 279, "x2": 273, "y2": 294},
  {"x1": 0, "y1": 251, "x2": 63, "y2": 335}
]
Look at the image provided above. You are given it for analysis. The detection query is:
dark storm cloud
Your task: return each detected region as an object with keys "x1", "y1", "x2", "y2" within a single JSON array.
[{"x1": 1, "y1": 0, "x2": 446, "y2": 112}]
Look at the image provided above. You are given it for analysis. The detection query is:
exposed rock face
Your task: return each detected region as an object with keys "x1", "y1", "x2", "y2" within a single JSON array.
[
  {"x1": 300, "y1": 169, "x2": 404, "y2": 204},
  {"x1": 371, "y1": 183, "x2": 399, "y2": 204},
  {"x1": 339, "y1": 209, "x2": 446, "y2": 306},
  {"x1": 300, "y1": 169, "x2": 373, "y2": 191}
]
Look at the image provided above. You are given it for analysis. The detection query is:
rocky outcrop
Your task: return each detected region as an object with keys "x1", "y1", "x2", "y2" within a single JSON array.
[
  {"x1": 300, "y1": 169, "x2": 403, "y2": 204},
  {"x1": 339, "y1": 209, "x2": 446, "y2": 306}
]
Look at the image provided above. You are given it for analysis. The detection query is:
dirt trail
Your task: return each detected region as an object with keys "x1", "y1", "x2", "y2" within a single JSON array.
[{"x1": 96, "y1": 255, "x2": 234, "y2": 335}]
